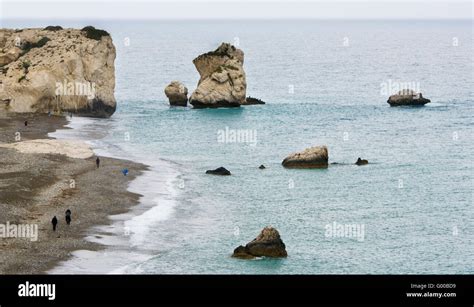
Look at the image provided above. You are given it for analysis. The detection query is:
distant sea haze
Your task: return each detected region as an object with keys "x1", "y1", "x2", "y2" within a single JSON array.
[{"x1": 34, "y1": 19, "x2": 474, "y2": 274}]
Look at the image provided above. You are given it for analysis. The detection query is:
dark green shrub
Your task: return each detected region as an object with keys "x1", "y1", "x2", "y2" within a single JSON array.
[
  {"x1": 43, "y1": 26, "x2": 63, "y2": 31},
  {"x1": 81, "y1": 26, "x2": 110, "y2": 40},
  {"x1": 21, "y1": 37, "x2": 51, "y2": 53}
]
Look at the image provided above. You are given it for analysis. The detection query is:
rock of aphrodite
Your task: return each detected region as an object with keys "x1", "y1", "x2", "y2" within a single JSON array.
[
  {"x1": 189, "y1": 43, "x2": 246, "y2": 108},
  {"x1": 387, "y1": 89, "x2": 430, "y2": 107},
  {"x1": 282, "y1": 146, "x2": 329, "y2": 169},
  {"x1": 232, "y1": 226, "x2": 287, "y2": 259},
  {"x1": 164, "y1": 81, "x2": 188, "y2": 106},
  {"x1": 0, "y1": 26, "x2": 116, "y2": 117}
]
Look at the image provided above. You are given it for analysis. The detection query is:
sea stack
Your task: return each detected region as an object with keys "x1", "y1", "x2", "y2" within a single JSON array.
[
  {"x1": 164, "y1": 81, "x2": 188, "y2": 106},
  {"x1": 387, "y1": 89, "x2": 430, "y2": 107},
  {"x1": 282, "y1": 146, "x2": 329, "y2": 169},
  {"x1": 232, "y1": 226, "x2": 287, "y2": 259},
  {"x1": 189, "y1": 43, "x2": 246, "y2": 108},
  {"x1": 0, "y1": 26, "x2": 116, "y2": 117}
]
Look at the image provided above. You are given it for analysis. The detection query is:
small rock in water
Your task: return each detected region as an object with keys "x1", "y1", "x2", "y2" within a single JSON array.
[
  {"x1": 232, "y1": 226, "x2": 287, "y2": 259},
  {"x1": 164, "y1": 81, "x2": 188, "y2": 106},
  {"x1": 258, "y1": 164, "x2": 266, "y2": 169},
  {"x1": 387, "y1": 89, "x2": 430, "y2": 107},
  {"x1": 282, "y1": 146, "x2": 328, "y2": 168},
  {"x1": 355, "y1": 158, "x2": 368, "y2": 166},
  {"x1": 242, "y1": 97, "x2": 266, "y2": 105},
  {"x1": 205, "y1": 167, "x2": 231, "y2": 175}
]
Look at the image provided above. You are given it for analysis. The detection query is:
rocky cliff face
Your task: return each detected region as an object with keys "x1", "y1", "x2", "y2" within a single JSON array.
[
  {"x1": 189, "y1": 43, "x2": 246, "y2": 108},
  {"x1": 0, "y1": 26, "x2": 116, "y2": 117}
]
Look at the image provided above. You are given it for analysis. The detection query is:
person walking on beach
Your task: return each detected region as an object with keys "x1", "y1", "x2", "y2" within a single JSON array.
[
  {"x1": 65, "y1": 209, "x2": 72, "y2": 225},
  {"x1": 52, "y1": 216, "x2": 58, "y2": 231},
  {"x1": 96, "y1": 156, "x2": 100, "y2": 168}
]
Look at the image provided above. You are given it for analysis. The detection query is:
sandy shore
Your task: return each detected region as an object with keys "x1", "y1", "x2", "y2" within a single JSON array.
[{"x1": 0, "y1": 108, "x2": 148, "y2": 274}]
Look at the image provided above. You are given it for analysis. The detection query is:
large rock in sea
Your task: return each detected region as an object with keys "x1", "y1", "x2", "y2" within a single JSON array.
[
  {"x1": 0, "y1": 26, "x2": 116, "y2": 117},
  {"x1": 232, "y1": 226, "x2": 287, "y2": 259},
  {"x1": 164, "y1": 81, "x2": 188, "y2": 106},
  {"x1": 189, "y1": 43, "x2": 246, "y2": 108},
  {"x1": 282, "y1": 146, "x2": 329, "y2": 168},
  {"x1": 387, "y1": 89, "x2": 430, "y2": 107}
]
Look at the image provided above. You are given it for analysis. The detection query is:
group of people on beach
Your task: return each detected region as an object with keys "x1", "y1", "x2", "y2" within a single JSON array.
[
  {"x1": 50, "y1": 157, "x2": 101, "y2": 231},
  {"x1": 51, "y1": 210, "x2": 72, "y2": 231}
]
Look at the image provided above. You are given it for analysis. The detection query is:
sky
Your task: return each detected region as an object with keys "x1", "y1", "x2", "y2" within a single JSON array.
[{"x1": 0, "y1": 0, "x2": 472, "y2": 20}]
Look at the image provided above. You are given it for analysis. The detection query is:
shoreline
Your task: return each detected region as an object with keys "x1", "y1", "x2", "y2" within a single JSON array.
[
  {"x1": 0, "y1": 108, "x2": 149, "y2": 274},
  {"x1": 48, "y1": 116, "x2": 183, "y2": 274}
]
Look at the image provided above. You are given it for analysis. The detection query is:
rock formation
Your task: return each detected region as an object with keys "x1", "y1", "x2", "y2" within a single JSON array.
[
  {"x1": 232, "y1": 226, "x2": 287, "y2": 259},
  {"x1": 0, "y1": 26, "x2": 116, "y2": 117},
  {"x1": 189, "y1": 43, "x2": 246, "y2": 108},
  {"x1": 242, "y1": 96, "x2": 265, "y2": 105},
  {"x1": 387, "y1": 89, "x2": 430, "y2": 106},
  {"x1": 205, "y1": 167, "x2": 231, "y2": 175},
  {"x1": 164, "y1": 81, "x2": 188, "y2": 106},
  {"x1": 355, "y1": 157, "x2": 368, "y2": 165},
  {"x1": 282, "y1": 146, "x2": 329, "y2": 168},
  {"x1": 259, "y1": 164, "x2": 266, "y2": 169}
]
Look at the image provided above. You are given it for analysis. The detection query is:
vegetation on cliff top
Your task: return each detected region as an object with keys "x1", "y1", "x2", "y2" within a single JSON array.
[{"x1": 81, "y1": 26, "x2": 110, "y2": 40}]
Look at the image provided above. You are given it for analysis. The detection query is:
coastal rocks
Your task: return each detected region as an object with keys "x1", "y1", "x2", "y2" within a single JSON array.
[
  {"x1": 242, "y1": 96, "x2": 265, "y2": 105},
  {"x1": 387, "y1": 89, "x2": 430, "y2": 106},
  {"x1": 355, "y1": 158, "x2": 368, "y2": 165},
  {"x1": 164, "y1": 81, "x2": 188, "y2": 106},
  {"x1": 282, "y1": 146, "x2": 329, "y2": 169},
  {"x1": 232, "y1": 226, "x2": 287, "y2": 259},
  {"x1": 0, "y1": 26, "x2": 116, "y2": 117},
  {"x1": 189, "y1": 43, "x2": 246, "y2": 108},
  {"x1": 205, "y1": 167, "x2": 231, "y2": 175}
]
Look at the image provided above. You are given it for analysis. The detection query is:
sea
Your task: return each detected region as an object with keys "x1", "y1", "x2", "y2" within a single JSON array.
[{"x1": 3, "y1": 19, "x2": 473, "y2": 274}]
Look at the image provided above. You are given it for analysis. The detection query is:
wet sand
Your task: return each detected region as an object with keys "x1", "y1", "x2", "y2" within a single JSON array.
[{"x1": 0, "y1": 108, "x2": 147, "y2": 274}]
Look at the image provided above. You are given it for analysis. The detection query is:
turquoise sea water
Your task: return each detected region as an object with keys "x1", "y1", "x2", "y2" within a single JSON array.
[{"x1": 6, "y1": 20, "x2": 473, "y2": 274}]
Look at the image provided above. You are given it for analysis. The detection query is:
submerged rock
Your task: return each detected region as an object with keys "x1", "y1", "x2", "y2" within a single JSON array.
[
  {"x1": 0, "y1": 27, "x2": 116, "y2": 117},
  {"x1": 387, "y1": 89, "x2": 430, "y2": 106},
  {"x1": 355, "y1": 157, "x2": 368, "y2": 165},
  {"x1": 282, "y1": 146, "x2": 329, "y2": 169},
  {"x1": 258, "y1": 164, "x2": 266, "y2": 169},
  {"x1": 205, "y1": 167, "x2": 231, "y2": 176},
  {"x1": 242, "y1": 96, "x2": 265, "y2": 105},
  {"x1": 164, "y1": 81, "x2": 188, "y2": 106},
  {"x1": 189, "y1": 43, "x2": 246, "y2": 108},
  {"x1": 232, "y1": 226, "x2": 287, "y2": 259}
]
